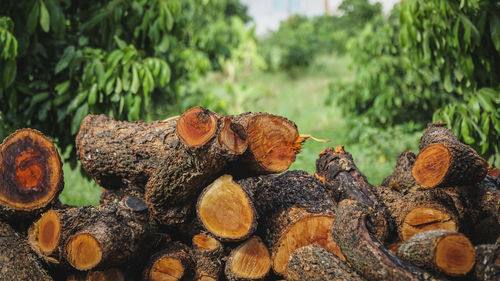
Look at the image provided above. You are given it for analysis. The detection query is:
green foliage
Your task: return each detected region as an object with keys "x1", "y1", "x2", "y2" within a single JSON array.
[
  {"x1": 259, "y1": 0, "x2": 382, "y2": 71},
  {"x1": 0, "y1": 0, "x2": 251, "y2": 165}
]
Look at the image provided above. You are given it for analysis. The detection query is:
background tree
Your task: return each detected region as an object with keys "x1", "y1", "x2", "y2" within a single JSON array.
[{"x1": 0, "y1": 0, "x2": 251, "y2": 164}]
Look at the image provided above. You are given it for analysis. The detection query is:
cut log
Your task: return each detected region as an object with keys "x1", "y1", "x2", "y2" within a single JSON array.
[
  {"x1": 412, "y1": 124, "x2": 488, "y2": 188},
  {"x1": 192, "y1": 232, "x2": 224, "y2": 280},
  {"x1": 224, "y1": 236, "x2": 271, "y2": 281},
  {"x1": 238, "y1": 170, "x2": 343, "y2": 277},
  {"x1": 0, "y1": 220, "x2": 53, "y2": 281},
  {"x1": 0, "y1": 129, "x2": 63, "y2": 222},
  {"x1": 28, "y1": 198, "x2": 152, "y2": 269},
  {"x1": 397, "y1": 230, "x2": 475, "y2": 277},
  {"x1": 381, "y1": 151, "x2": 419, "y2": 193},
  {"x1": 315, "y1": 146, "x2": 389, "y2": 241},
  {"x1": 196, "y1": 174, "x2": 257, "y2": 241},
  {"x1": 100, "y1": 180, "x2": 144, "y2": 204},
  {"x1": 67, "y1": 268, "x2": 125, "y2": 281},
  {"x1": 287, "y1": 244, "x2": 365, "y2": 281},
  {"x1": 143, "y1": 242, "x2": 195, "y2": 281},
  {"x1": 474, "y1": 244, "x2": 500, "y2": 281},
  {"x1": 228, "y1": 113, "x2": 306, "y2": 176},
  {"x1": 332, "y1": 199, "x2": 446, "y2": 281},
  {"x1": 144, "y1": 110, "x2": 248, "y2": 226}
]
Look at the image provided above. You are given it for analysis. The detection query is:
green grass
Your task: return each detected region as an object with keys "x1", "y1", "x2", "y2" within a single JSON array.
[{"x1": 59, "y1": 54, "x2": 421, "y2": 206}]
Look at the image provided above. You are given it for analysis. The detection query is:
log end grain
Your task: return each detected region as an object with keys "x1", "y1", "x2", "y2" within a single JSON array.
[
  {"x1": 65, "y1": 233, "x2": 103, "y2": 270},
  {"x1": 401, "y1": 207, "x2": 457, "y2": 241},
  {"x1": 86, "y1": 268, "x2": 125, "y2": 281},
  {"x1": 434, "y1": 234, "x2": 476, "y2": 276},
  {"x1": 412, "y1": 143, "x2": 451, "y2": 188},
  {"x1": 177, "y1": 106, "x2": 217, "y2": 147},
  {"x1": 246, "y1": 114, "x2": 300, "y2": 173},
  {"x1": 219, "y1": 117, "x2": 248, "y2": 154},
  {"x1": 0, "y1": 128, "x2": 63, "y2": 211},
  {"x1": 197, "y1": 175, "x2": 256, "y2": 241},
  {"x1": 29, "y1": 209, "x2": 61, "y2": 255},
  {"x1": 145, "y1": 243, "x2": 194, "y2": 281},
  {"x1": 225, "y1": 236, "x2": 271, "y2": 281},
  {"x1": 192, "y1": 233, "x2": 220, "y2": 251}
]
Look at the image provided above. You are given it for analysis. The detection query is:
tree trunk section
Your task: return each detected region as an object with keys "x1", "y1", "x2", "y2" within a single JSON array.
[
  {"x1": 381, "y1": 151, "x2": 419, "y2": 193},
  {"x1": 0, "y1": 220, "x2": 53, "y2": 281},
  {"x1": 224, "y1": 236, "x2": 271, "y2": 281},
  {"x1": 192, "y1": 232, "x2": 224, "y2": 281},
  {"x1": 143, "y1": 242, "x2": 195, "y2": 281},
  {"x1": 413, "y1": 124, "x2": 488, "y2": 188},
  {"x1": 287, "y1": 244, "x2": 365, "y2": 281},
  {"x1": 0, "y1": 129, "x2": 63, "y2": 223},
  {"x1": 397, "y1": 230, "x2": 475, "y2": 277},
  {"x1": 331, "y1": 199, "x2": 446, "y2": 281}
]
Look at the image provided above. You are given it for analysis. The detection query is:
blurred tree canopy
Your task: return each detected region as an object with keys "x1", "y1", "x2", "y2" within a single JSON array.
[{"x1": 0, "y1": 0, "x2": 251, "y2": 163}]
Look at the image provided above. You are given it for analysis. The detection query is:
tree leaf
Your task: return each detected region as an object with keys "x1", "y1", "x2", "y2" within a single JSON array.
[
  {"x1": 131, "y1": 64, "x2": 139, "y2": 94},
  {"x1": 2, "y1": 59, "x2": 16, "y2": 88},
  {"x1": 71, "y1": 103, "x2": 89, "y2": 134},
  {"x1": 490, "y1": 13, "x2": 500, "y2": 52},
  {"x1": 27, "y1": 1, "x2": 40, "y2": 34},
  {"x1": 39, "y1": 0, "x2": 50, "y2": 32},
  {"x1": 88, "y1": 83, "x2": 98, "y2": 105},
  {"x1": 55, "y1": 46, "x2": 75, "y2": 74}
]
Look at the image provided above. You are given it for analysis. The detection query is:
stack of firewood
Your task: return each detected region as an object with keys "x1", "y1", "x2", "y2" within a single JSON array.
[{"x1": 0, "y1": 107, "x2": 498, "y2": 281}]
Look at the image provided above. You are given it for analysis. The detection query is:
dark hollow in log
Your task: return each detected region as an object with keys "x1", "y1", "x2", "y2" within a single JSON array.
[
  {"x1": 229, "y1": 113, "x2": 306, "y2": 176},
  {"x1": 236, "y1": 170, "x2": 343, "y2": 277},
  {"x1": 287, "y1": 244, "x2": 365, "y2": 281},
  {"x1": 315, "y1": 146, "x2": 389, "y2": 241},
  {"x1": 0, "y1": 129, "x2": 63, "y2": 219},
  {"x1": 0, "y1": 220, "x2": 53, "y2": 281},
  {"x1": 143, "y1": 242, "x2": 195, "y2": 281},
  {"x1": 197, "y1": 174, "x2": 257, "y2": 241},
  {"x1": 224, "y1": 236, "x2": 271, "y2": 281},
  {"x1": 381, "y1": 151, "x2": 419, "y2": 193},
  {"x1": 413, "y1": 124, "x2": 488, "y2": 188},
  {"x1": 397, "y1": 230, "x2": 475, "y2": 277},
  {"x1": 192, "y1": 232, "x2": 224, "y2": 280},
  {"x1": 474, "y1": 244, "x2": 500, "y2": 281},
  {"x1": 332, "y1": 199, "x2": 444, "y2": 281}
]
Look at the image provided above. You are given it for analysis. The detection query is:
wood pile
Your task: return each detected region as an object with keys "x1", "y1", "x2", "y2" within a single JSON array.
[{"x1": 0, "y1": 108, "x2": 498, "y2": 281}]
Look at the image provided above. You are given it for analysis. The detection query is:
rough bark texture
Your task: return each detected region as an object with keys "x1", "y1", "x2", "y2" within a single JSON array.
[
  {"x1": 287, "y1": 244, "x2": 365, "y2": 281},
  {"x1": 331, "y1": 199, "x2": 446, "y2": 281},
  {"x1": 0, "y1": 220, "x2": 53, "y2": 281},
  {"x1": 374, "y1": 188, "x2": 459, "y2": 242},
  {"x1": 192, "y1": 232, "x2": 225, "y2": 281},
  {"x1": 236, "y1": 170, "x2": 342, "y2": 277},
  {"x1": 397, "y1": 230, "x2": 476, "y2": 277},
  {"x1": 224, "y1": 236, "x2": 271, "y2": 281},
  {"x1": 381, "y1": 151, "x2": 419, "y2": 193},
  {"x1": 413, "y1": 124, "x2": 488, "y2": 188},
  {"x1": 196, "y1": 174, "x2": 258, "y2": 242},
  {"x1": 143, "y1": 242, "x2": 195, "y2": 281},
  {"x1": 315, "y1": 146, "x2": 389, "y2": 241},
  {"x1": 0, "y1": 129, "x2": 63, "y2": 223},
  {"x1": 227, "y1": 113, "x2": 306, "y2": 177},
  {"x1": 99, "y1": 180, "x2": 144, "y2": 204},
  {"x1": 474, "y1": 244, "x2": 500, "y2": 281}
]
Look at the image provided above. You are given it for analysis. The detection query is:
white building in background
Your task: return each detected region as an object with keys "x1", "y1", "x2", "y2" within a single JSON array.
[{"x1": 240, "y1": 0, "x2": 399, "y2": 36}]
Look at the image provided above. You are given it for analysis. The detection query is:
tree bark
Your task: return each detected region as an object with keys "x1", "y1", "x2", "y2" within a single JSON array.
[
  {"x1": 0, "y1": 129, "x2": 63, "y2": 224},
  {"x1": 287, "y1": 244, "x2": 365, "y2": 281},
  {"x1": 331, "y1": 199, "x2": 446, "y2": 281},
  {"x1": 192, "y1": 232, "x2": 225, "y2": 281},
  {"x1": 381, "y1": 151, "x2": 419, "y2": 193},
  {"x1": 0, "y1": 220, "x2": 53, "y2": 281},
  {"x1": 474, "y1": 244, "x2": 500, "y2": 281},
  {"x1": 397, "y1": 230, "x2": 475, "y2": 277},
  {"x1": 143, "y1": 242, "x2": 195, "y2": 281},
  {"x1": 224, "y1": 236, "x2": 271, "y2": 281},
  {"x1": 413, "y1": 124, "x2": 488, "y2": 188}
]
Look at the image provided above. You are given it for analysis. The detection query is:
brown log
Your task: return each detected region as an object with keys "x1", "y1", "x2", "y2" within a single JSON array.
[
  {"x1": 474, "y1": 244, "x2": 500, "y2": 281},
  {"x1": 192, "y1": 232, "x2": 224, "y2": 280},
  {"x1": 99, "y1": 180, "x2": 144, "y2": 204},
  {"x1": 332, "y1": 199, "x2": 446, "y2": 281},
  {"x1": 66, "y1": 268, "x2": 125, "y2": 281},
  {"x1": 143, "y1": 242, "x2": 195, "y2": 281},
  {"x1": 0, "y1": 129, "x2": 63, "y2": 222},
  {"x1": 381, "y1": 151, "x2": 419, "y2": 193},
  {"x1": 375, "y1": 188, "x2": 459, "y2": 242},
  {"x1": 28, "y1": 198, "x2": 152, "y2": 270},
  {"x1": 196, "y1": 174, "x2": 257, "y2": 241},
  {"x1": 315, "y1": 146, "x2": 389, "y2": 241},
  {"x1": 0, "y1": 220, "x2": 53, "y2": 281},
  {"x1": 287, "y1": 244, "x2": 365, "y2": 281},
  {"x1": 397, "y1": 230, "x2": 475, "y2": 277},
  {"x1": 228, "y1": 112, "x2": 307, "y2": 176},
  {"x1": 238, "y1": 170, "x2": 343, "y2": 277},
  {"x1": 224, "y1": 236, "x2": 271, "y2": 281},
  {"x1": 144, "y1": 109, "x2": 248, "y2": 226},
  {"x1": 412, "y1": 124, "x2": 488, "y2": 188}
]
